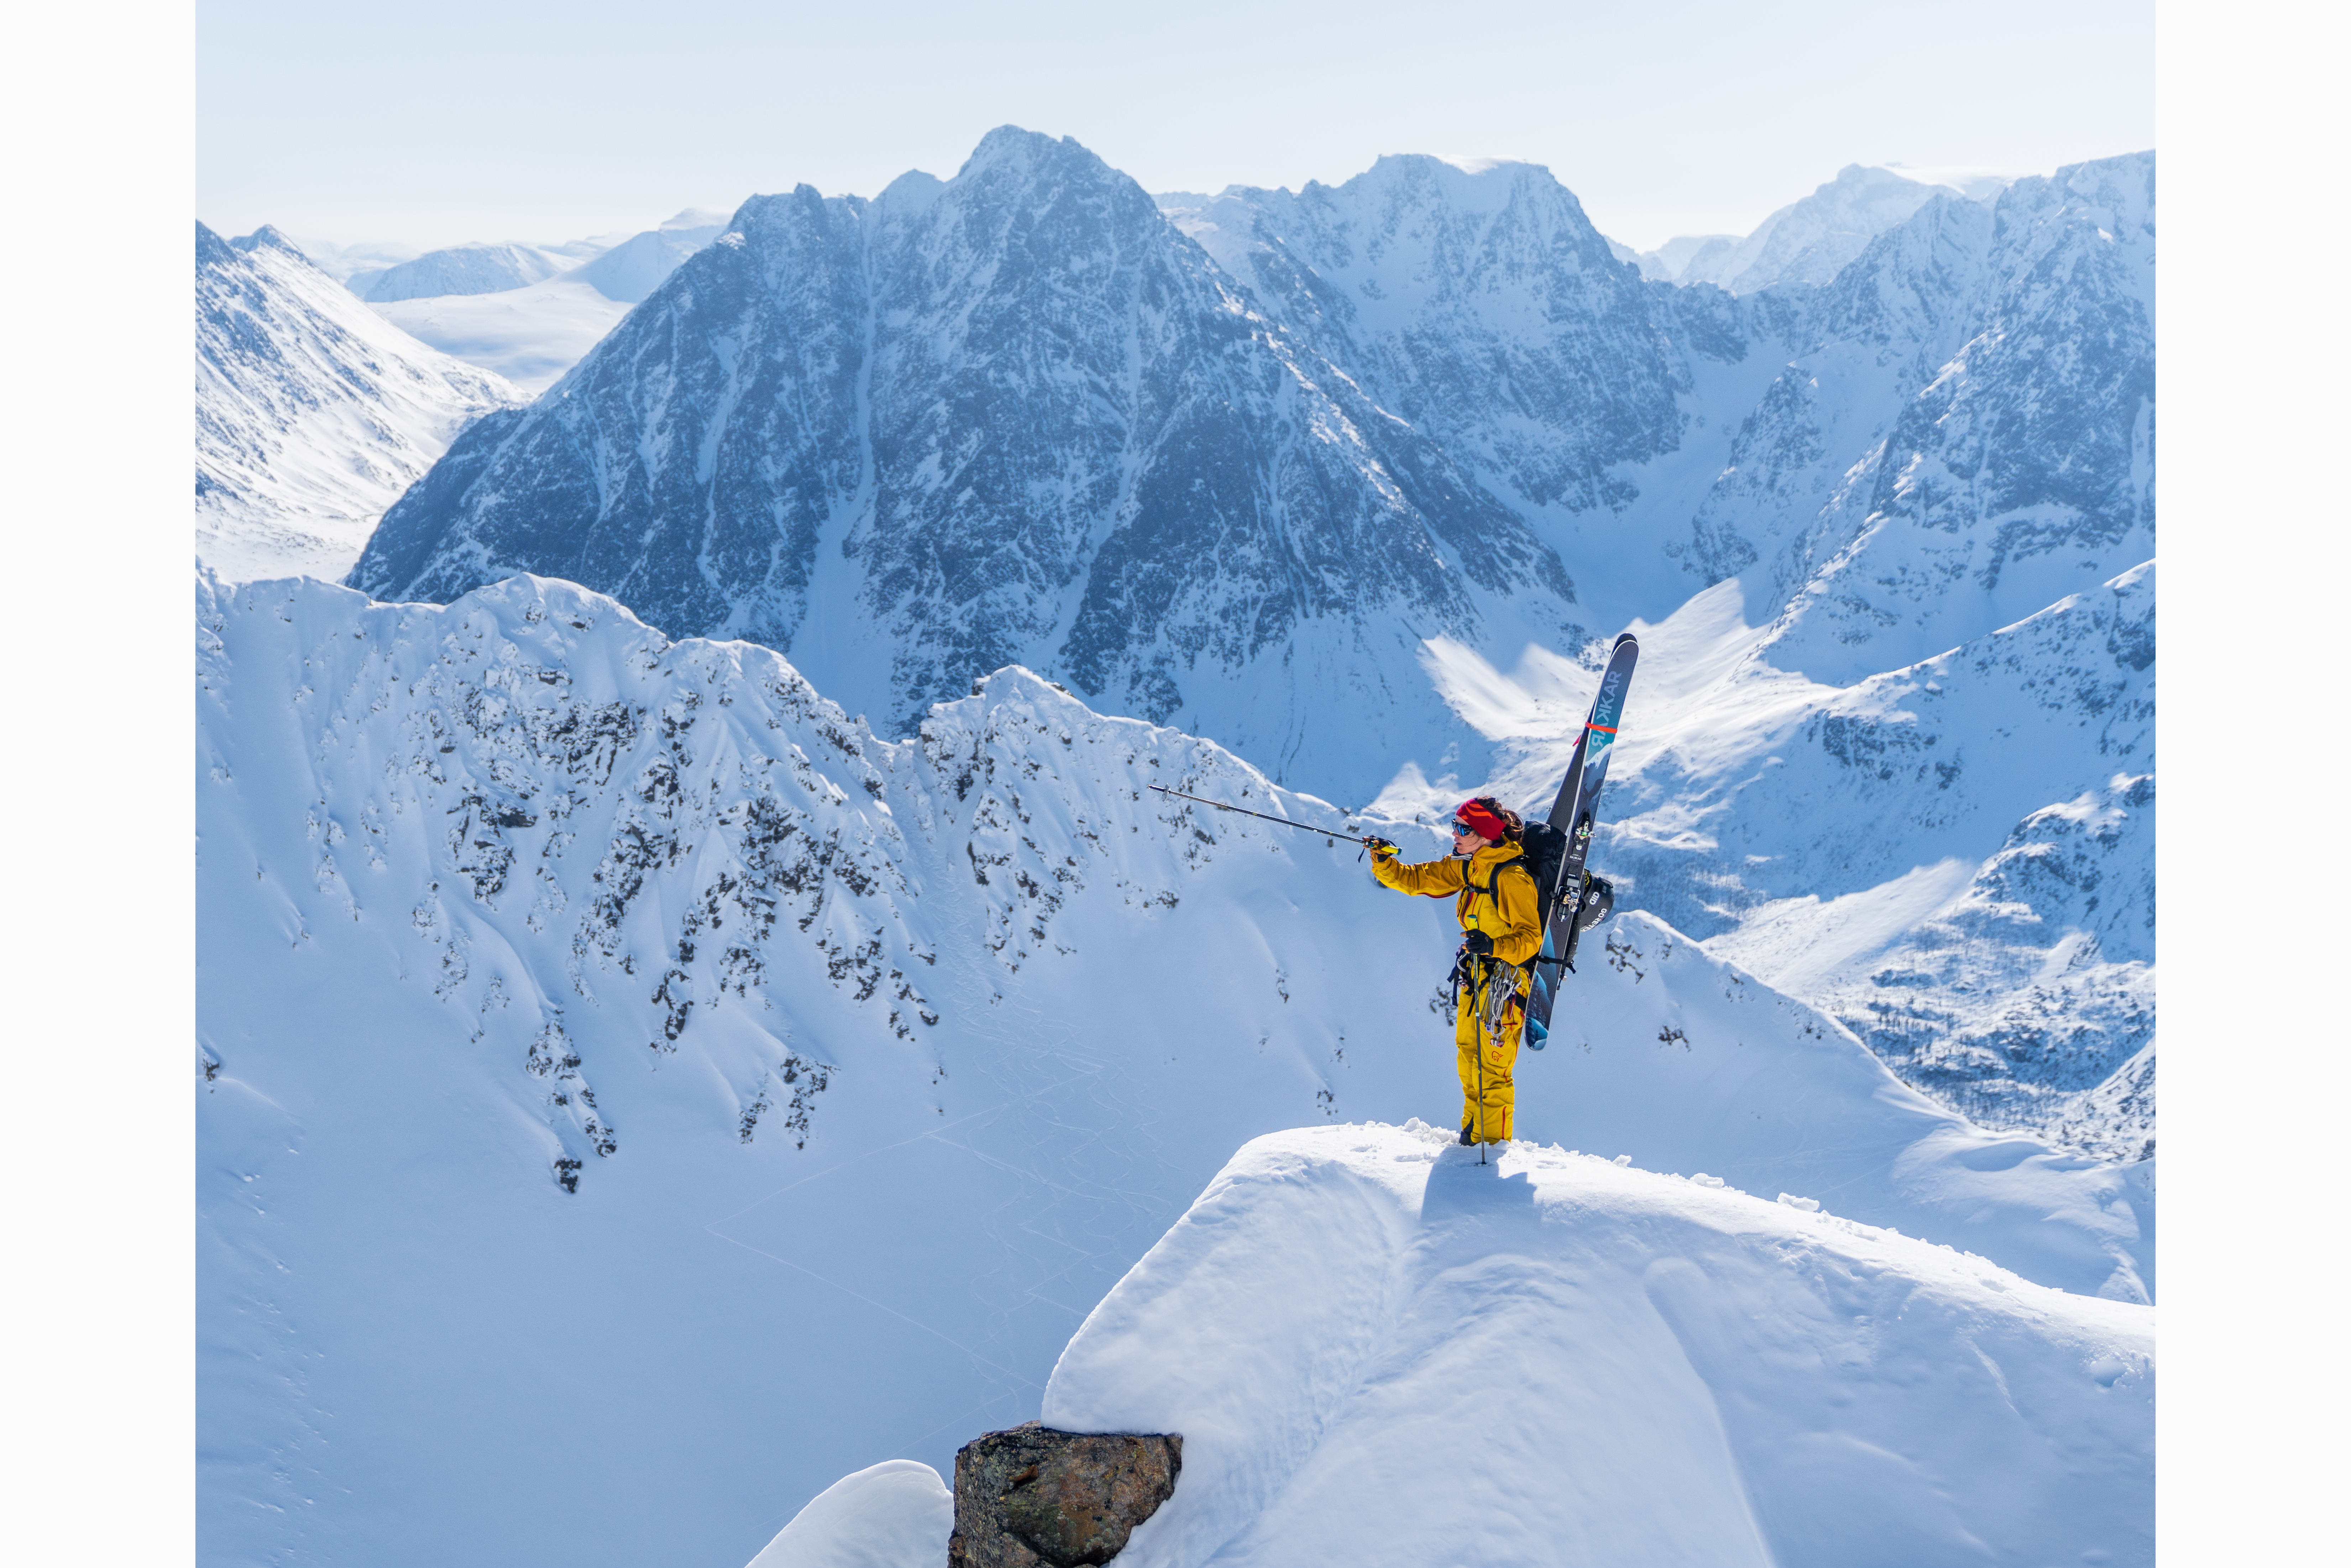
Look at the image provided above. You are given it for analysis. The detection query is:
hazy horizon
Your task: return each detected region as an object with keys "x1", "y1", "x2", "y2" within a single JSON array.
[{"x1": 198, "y1": 0, "x2": 2152, "y2": 254}]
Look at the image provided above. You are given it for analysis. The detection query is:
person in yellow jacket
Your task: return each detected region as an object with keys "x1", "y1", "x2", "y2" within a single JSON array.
[{"x1": 1368, "y1": 796, "x2": 1543, "y2": 1145}]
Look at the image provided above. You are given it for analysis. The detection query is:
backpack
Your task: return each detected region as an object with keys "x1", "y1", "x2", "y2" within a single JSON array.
[
  {"x1": 1518, "y1": 821, "x2": 1569, "y2": 932},
  {"x1": 1512, "y1": 820, "x2": 1613, "y2": 940}
]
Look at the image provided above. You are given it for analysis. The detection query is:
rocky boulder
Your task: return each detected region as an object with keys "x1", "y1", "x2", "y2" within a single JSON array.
[{"x1": 948, "y1": 1423, "x2": 1181, "y2": 1568}]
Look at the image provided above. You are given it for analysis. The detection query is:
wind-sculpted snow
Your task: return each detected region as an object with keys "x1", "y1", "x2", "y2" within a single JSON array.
[
  {"x1": 199, "y1": 571, "x2": 2150, "y2": 1567},
  {"x1": 195, "y1": 223, "x2": 524, "y2": 582},
  {"x1": 352, "y1": 128, "x2": 1578, "y2": 798},
  {"x1": 1045, "y1": 1125, "x2": 2151, "y2": 1568}
]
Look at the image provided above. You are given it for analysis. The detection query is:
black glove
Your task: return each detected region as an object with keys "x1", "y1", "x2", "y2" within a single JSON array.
[
  {"x1": 1461, "y1": 930, "x2": 1493, "y2": 957},
  {"x1": 1365, "y1": 837, "x2": 1398, "y2": 858}
]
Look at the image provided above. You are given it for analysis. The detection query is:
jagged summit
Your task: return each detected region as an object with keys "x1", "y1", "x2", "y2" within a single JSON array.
[
  {"x1": 228, "y1": 222, "x2": 303, "y2": 256},
  {"x1": 347, "y1": 133, "x2": 2155, "y2": 809},
  {"x1": 350, "y1": 127, "x2": 1575, "y2": 797},
  {"x1": 195, "y1": 218, "x2": 237, "y2": 267},
  {"x1": 1678, "y1": 162, "x2": 1953, "y2": 292}
]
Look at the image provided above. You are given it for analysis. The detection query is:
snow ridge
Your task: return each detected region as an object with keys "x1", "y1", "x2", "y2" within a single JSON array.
[{"x1": 195, "y1": 222, "x2": 525, "y2": 582}]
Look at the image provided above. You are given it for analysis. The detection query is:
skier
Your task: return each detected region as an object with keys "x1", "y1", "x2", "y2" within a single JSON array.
[{"x1": 1367, "y1": 798, "x2": 1543, "y2": 1146}]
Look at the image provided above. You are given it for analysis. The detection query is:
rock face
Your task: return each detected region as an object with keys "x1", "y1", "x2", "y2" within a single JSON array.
[
  {"x1": 949, "y1": 1423, "x2": 1181, "y2": 1568},
  {"x1": 351, "y1": 126, "x2": 1583, "y2": 795},
  {"x1": 351, "y1": 131, "x2": 2154, "y2": 806}
]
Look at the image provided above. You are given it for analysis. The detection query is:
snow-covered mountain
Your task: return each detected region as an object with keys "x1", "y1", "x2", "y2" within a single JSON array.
[
  {"x1": 198, "y1": 570, "x2": 2152, "y2": 1568},
  {"x1": 1624, "y1": 162, "x2": 2020, "y2": 294},
  {"x1": 1706, "y1": 153, "x2": 2158, "y2": 683},
  {"x1": 1167, "y1": 155, "x2": 1692, "y2": 534},
  {"x1": 195, "y1": 222, "x2": 525, "y2": 581},
  {"x1": 565, "y1": 209, "x2": 731, "y2": 302},
  {"x1": 1673, "y1": 164, "x2": 1959, "y2": 293},
  {"x1": 347, "y1": 241, "x2": 581, "y2": 302},
  {"x1": 351, "y1": 211, "x2": 732, "y2": 391},
  {"x1": 1636, "y1": 231, "x2": 1739, "y2": 282},
  {"x1": 346, "y1": 210, "x2": 729, "y2": 307},
  {"x1": 288, "y1": 234, "x2": 424, "y2": 283},
  {"x1": 323, "y1": 134, "x2": 2155, "y2": 1151},
  {"x1": 349, "y1": 133, "x2": 2154, "y2": 798},
  {"x1": 1153, "y1": 147, "x2": 2154, "y2": 677},
  {"x1": 352, "y1": 129, "x2": 1581, "y2": 789}
]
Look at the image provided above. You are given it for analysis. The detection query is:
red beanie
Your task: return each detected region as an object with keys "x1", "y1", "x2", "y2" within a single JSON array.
[{"x1": 1455, "y1": 799, "x2": 1509, "y2": 842}]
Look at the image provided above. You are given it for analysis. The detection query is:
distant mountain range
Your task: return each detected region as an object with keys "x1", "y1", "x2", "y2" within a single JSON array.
[
  {"x1": 200, "y1": 125, "x2": 2154, "y2": 1158},
  {"x1": 1611, "y1": 162, "x2": 2020, "y2": 292},
  {"x1": 352, "y1": 130, "x2": 2152, "y2": 786},
  {"x1": 195, "y1": 222, "x2": 524, "y2": 581},
  {"x1": 345, "y1": 210, "x2": 731, "y2": 306},
  {"x1": 347, "y1": 211, "x2": 733, "y2": 390},
  {"x1": 331, "y1": 129, "x2": 2154, "y2": 1156}
]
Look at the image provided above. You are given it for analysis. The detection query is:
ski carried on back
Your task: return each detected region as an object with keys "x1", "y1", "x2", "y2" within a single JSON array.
[{"x1": 1524, "y1": 632, "x2": 1639, "y2": 1044}]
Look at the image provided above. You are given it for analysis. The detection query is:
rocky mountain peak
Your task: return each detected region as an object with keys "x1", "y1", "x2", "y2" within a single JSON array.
[
  {"x1": 195, "y1": 219, "x2": 237, "y2": 270},
  {"x1": 350, "y1": 128, "x2": 1575, "y2": 798},
  {"x1": 229, "y1": 222, "x2": 306, "y2": 258}
]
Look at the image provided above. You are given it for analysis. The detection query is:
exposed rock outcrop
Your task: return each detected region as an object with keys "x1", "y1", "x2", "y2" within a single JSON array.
[{"x1": 948, "y1": 1423, "x2": 1181, "y2": 1568}]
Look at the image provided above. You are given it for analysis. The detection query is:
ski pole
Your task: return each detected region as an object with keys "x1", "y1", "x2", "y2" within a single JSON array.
[{"x1": 1147, "y1": 784, "x2": 1376, "y2": 848}]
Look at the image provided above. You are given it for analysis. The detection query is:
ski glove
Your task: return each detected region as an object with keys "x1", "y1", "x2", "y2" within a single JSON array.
[
  {"x1": 1365, "y1": 837, "x2": 1398, "y2": 858},
  {"x1": 1461, "y1": 930, "x2": 1494, "y2": 956}
]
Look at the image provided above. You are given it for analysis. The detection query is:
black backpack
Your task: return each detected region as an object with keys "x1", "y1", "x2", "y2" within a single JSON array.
[
  {"x1": 1519, "y1": 821, "x2": 1569, "y2": 930},
  {"x1": 1513, "y1": 820, "x2": 1613, "y2": 940}
]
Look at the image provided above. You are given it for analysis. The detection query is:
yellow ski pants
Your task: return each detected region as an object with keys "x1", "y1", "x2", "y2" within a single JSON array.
[{"x1": 1455, "y1": 965, "x2": 1523, "y2": 1143}]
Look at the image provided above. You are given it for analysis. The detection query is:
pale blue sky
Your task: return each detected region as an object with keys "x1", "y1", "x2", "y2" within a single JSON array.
[{"x1": 198, "y1": 0, "x2": 2154, "y2": 252}]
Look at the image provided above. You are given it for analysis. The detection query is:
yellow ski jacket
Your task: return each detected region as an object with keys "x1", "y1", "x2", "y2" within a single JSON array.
[{"x1": 1371, "y1": 839, "x2": 1544, "y2": 967}]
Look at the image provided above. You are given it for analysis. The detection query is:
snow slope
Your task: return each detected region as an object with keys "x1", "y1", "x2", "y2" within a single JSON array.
[
  {"x1": 196, "y1": 223, "x2": 524, "y2": 581},
  {"x1": 566, "y1": 209, "x2": 731, "y2": 302},
  {"x1": 1046, "y1": 1124, "x2": 2152, "y2": 1568},
  {"x1": 198, "y1": 571, "x2": 2151, "y2": 1567}
]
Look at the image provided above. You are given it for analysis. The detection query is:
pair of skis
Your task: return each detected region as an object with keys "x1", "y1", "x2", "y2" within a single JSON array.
[{"x1": 1525, "y1": 632, "x2": 1639, "y2": 1042}]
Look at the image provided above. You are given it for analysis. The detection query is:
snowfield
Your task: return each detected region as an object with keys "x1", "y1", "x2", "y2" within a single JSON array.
[{"x1": 199, "y1": 571, "x2": 2151, "y2": 1568}]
